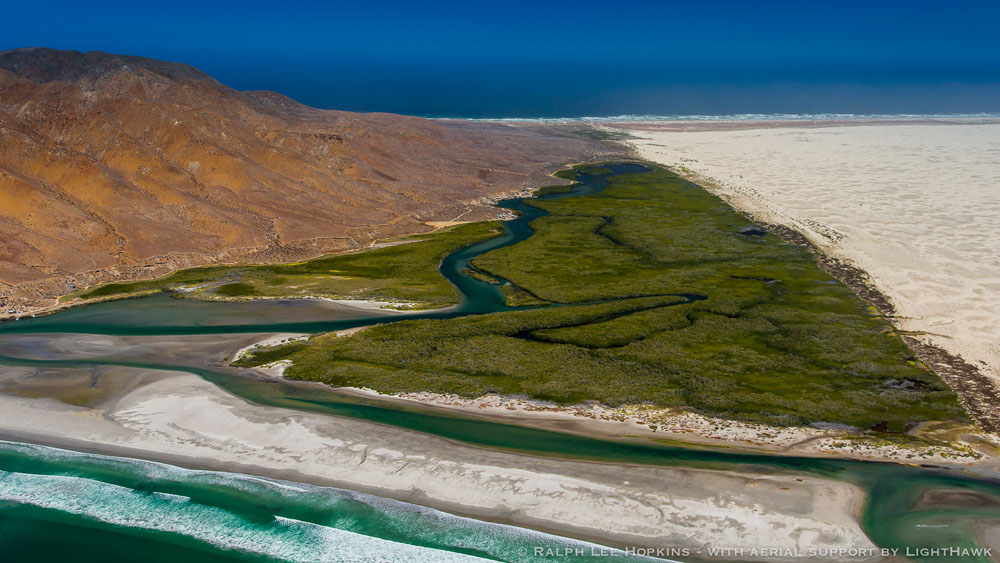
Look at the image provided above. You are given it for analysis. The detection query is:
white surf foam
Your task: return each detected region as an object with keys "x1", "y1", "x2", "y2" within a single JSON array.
[
  {"x1": 0, "y1": 440, "x2": 664, "y2": 561},
  {"x1": 0, "y1": 469, "x2": 486, "y2": 562}
]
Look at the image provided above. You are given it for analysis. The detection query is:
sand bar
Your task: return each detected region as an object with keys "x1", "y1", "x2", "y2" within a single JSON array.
[
  {"x1": 336, "y1": 387, "x2": 995, "y2": 467},
  {"x1": 0, "y1": 364, "x2": 876, "y2": 561}
]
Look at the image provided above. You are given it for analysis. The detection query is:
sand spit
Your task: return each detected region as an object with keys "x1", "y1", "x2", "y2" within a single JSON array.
[
  {"x1": 168, "y1": 293, "x2": 447, "y2": 313},
  {"x1": 230, "y1": 334, "x2": 308, "y2": 377},
  {"x1": 317, "y1": 297, "x2": 443, "y2": 312},
  {"x1": 338, "y1": 388, "x2": 995, "y2": 467},
  {"x1": 623, "y1": 122, "x2": 1000, "y2": 428},
  {"x1": 0, "y1": 368, "x2": 876, "y2": 561}
]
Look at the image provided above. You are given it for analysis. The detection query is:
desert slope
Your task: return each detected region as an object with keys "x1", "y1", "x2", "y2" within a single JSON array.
[{"x1": 0, "y1": 48, "x2": 611, "y2": 313}]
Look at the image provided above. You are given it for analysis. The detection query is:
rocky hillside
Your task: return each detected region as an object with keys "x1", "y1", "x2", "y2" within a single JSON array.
[{"x1": 0, "y1": 48, "x2": 610, "y2": 314}]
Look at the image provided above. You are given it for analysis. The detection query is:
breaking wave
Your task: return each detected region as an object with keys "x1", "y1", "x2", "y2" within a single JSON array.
[{"x1": 0, "y1": 440, "x2": 657, "y2": 562}]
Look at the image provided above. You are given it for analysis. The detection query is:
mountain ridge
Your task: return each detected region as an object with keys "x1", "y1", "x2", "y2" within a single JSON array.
[{"x1": 0, "y1": 48, "x2": 613, "y2": 315}]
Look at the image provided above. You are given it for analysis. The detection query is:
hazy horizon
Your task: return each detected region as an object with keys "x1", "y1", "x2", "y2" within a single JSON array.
[{"x1": 4, "y1": 0, "x2": 999, "y2": 118}]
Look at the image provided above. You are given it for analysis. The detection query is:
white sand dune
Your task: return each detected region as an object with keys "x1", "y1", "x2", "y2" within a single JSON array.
[{"x1": 626, "y1": 123, "x2": 1000, "y2": 387}]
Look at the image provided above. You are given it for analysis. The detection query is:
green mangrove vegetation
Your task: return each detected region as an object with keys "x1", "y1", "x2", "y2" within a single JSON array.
[
  {"x1": 72, "y1": 222, "x2": 505, "y2": 309},
  {"x1": 566, "y1": 128, "x2": 636, "y2": 141},
  {"x1": 235, "y1": 164, "x2": 968, "y2": 430}
]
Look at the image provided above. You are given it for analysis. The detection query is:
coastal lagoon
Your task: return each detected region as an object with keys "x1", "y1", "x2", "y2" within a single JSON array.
[{"x1": 1, "y1": 164, "x2": 999, "y2": 561}]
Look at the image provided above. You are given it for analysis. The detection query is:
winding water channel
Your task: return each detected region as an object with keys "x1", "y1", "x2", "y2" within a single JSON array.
[{"x1": 1, "y1": 163, "x2": 999, "y2": 561}]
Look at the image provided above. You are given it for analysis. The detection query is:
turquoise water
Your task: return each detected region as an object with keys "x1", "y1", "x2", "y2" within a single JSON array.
[
  {"x1": 0, "y1": 441, "x2": 656, "y2": 562},
  {"x1": 1, "y1": 163, "x2": 1000, "y2": 561}
]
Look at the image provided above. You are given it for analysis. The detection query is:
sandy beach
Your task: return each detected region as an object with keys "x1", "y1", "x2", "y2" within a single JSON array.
[
  {"x1": 620, "y1": 121, "x2": 1000, "y2": 420},
  {"x1": 0, "y1": 361, "x2": 877, "y2": 561}
]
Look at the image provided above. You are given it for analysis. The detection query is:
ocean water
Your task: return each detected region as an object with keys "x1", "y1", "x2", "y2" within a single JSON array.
[
  {"x1": 203, "y1": 58, "x2": 1000, "y2": 118},
  {"x1": 0, "y1": 441, "x2": 656, "y2": 562}
]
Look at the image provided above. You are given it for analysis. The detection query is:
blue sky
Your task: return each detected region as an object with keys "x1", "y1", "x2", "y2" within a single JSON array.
[{"x1": 3, "y1": 0, "x2": 999, "y2": 116}]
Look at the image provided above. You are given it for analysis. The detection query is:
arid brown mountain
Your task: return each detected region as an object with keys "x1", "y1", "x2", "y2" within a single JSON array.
[{"x1": 0, "y1": 48, "x2": 614, "y2": 315}]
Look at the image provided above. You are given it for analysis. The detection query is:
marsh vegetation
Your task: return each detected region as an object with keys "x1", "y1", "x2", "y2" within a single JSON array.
[
  {"x1": 74, "y1": 222, "x2": 505, "y2": 309},
  {"x1": 237, "y1": 165, "x2": 967, "y2": 430}
]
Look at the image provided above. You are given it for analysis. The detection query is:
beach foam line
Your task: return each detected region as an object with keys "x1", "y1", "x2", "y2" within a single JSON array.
[
  {"x1": 0, "y1": 440, "x2": 664, "y2": 562},
  {"x1": 0, "y1": 470, "x2": 486, "y2": 562}
]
